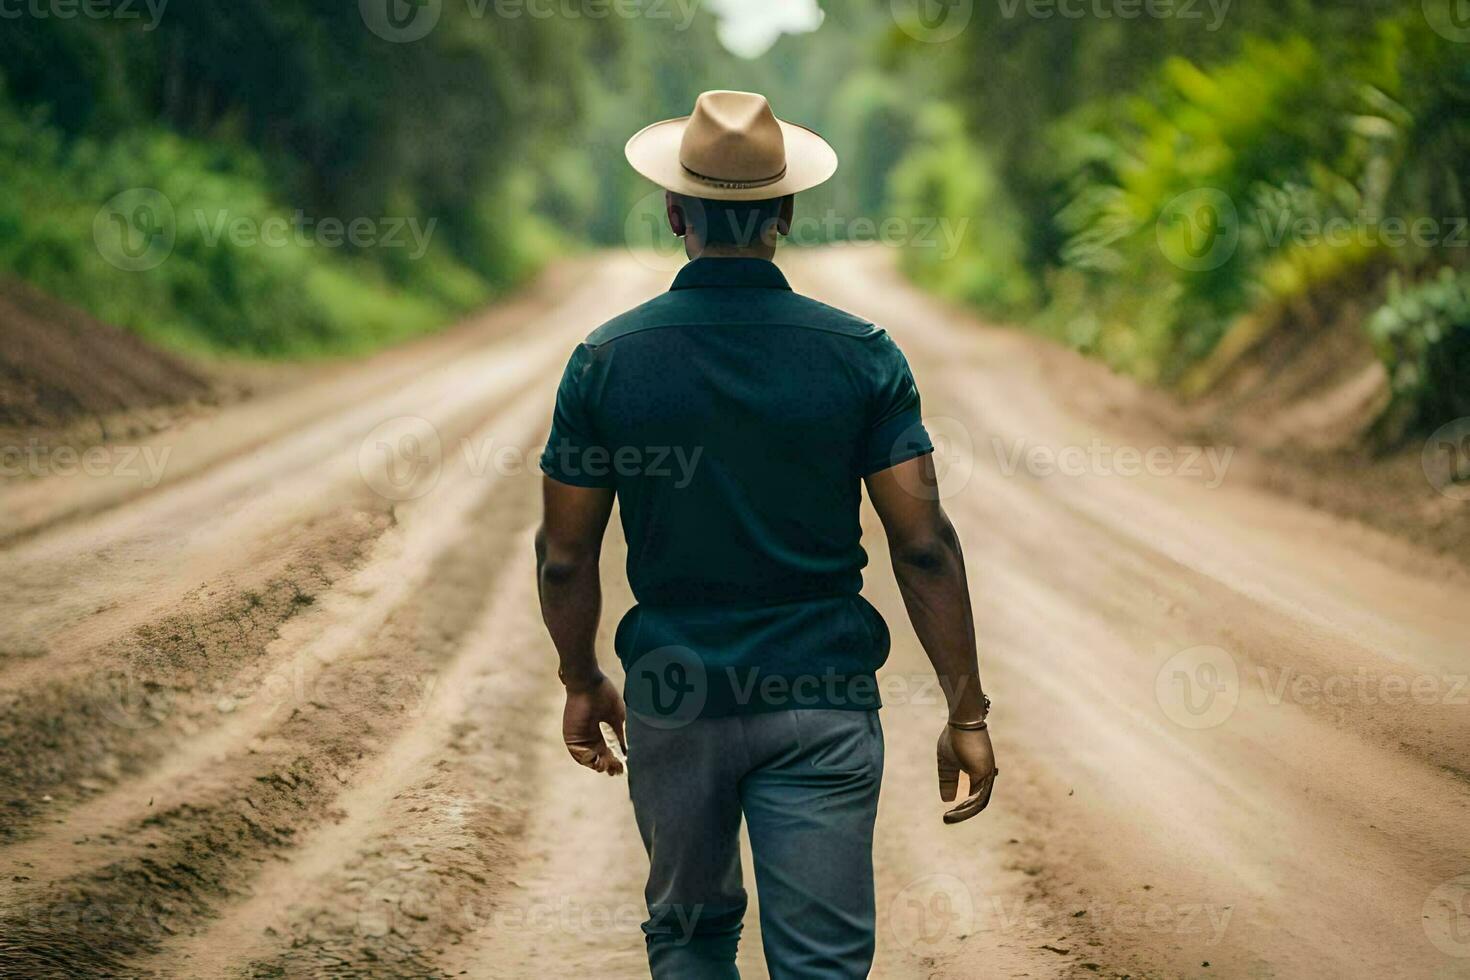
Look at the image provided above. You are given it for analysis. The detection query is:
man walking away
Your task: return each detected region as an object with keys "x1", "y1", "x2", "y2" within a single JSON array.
[{"x1": 536, "y1": 90, "x2": 997, "y2": 979}]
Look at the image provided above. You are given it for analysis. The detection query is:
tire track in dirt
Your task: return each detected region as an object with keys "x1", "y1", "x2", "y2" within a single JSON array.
[
  {"x1": 0, "y1": 258, "x2": 665, "y2": 849},
  {"x1": 0, "y1": 258, "x2": 670, "y2": 977},
  {"x1": 1, "y1": 390, "x2": 545, "y2": 882},
  {"x1": 0, "y1": 336, "x2": 563, "y2": 847},
  {"x1": 0, "y1": 398, "x2": 551, "y2": 977},
  {"x1": 0, "y1": 510, "x2": 388, "y2": 844},
  {"x1": 145, "y1": 529, "x2": 550, "y2": 978}
]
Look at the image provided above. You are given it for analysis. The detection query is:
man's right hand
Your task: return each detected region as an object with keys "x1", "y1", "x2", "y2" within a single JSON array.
[{"x1": 936, "y1": 725, "x2": 997, "y2": 824}]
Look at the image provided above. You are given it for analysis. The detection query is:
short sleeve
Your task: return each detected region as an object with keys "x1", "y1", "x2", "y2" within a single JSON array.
[
  {"x1": 540, "y1": 344, "x2": 616, "y2": 488},
  {"x1": 858, "y1": 332, "x2": 933, "y2": 476}
]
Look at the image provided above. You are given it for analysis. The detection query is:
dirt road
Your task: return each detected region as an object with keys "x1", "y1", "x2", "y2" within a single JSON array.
[{"x1": 2, "y1": 249, "x2": 1467, "y2": 979}]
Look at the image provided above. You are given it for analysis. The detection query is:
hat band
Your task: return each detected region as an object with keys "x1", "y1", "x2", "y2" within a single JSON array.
[{"x1": 680, "y1": 161, "x2": 788, "y2": 190}]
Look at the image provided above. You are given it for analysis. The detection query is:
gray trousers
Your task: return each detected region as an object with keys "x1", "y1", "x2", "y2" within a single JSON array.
[{"x1": 626, "y1": 708, "x2": 884, "y2": 979}]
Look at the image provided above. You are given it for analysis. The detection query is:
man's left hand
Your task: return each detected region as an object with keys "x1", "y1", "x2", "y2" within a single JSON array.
[{"x1": 563, "y1": 673, "x2": 627, "y2": 776}]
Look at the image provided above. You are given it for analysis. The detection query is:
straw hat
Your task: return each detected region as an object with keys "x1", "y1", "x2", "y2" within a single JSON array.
[{"x1": 624, "y1": 90, "x2": 838, "y2": 201}]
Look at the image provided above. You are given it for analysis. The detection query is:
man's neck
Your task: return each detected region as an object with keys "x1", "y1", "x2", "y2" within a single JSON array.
[{"x1": 688, "y1": 244, "x2": 777, "y2": 261}]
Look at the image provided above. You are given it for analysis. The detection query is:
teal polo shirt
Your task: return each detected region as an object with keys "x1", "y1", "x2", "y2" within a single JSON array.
[{"x1": 540, "y1": 257, "x2": 933, "y2": 721}]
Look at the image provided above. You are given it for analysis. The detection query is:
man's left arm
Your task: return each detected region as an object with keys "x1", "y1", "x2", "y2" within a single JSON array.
[{"x1": 536, "y1": 476, "x2": 625, "y2": 775}]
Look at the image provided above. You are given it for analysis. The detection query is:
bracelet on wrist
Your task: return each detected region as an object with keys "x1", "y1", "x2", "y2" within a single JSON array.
[
  {"x1": 948, "y1": 693, "x2": 991, "y2": 730},
  {"x1": 558, "y1": 667, "x2": 605, "y2": 692}
]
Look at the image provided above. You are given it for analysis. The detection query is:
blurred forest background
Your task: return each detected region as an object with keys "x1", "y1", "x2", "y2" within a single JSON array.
[{"x1": 1, "y1": 0, "x2": 1467, "y2": 440}]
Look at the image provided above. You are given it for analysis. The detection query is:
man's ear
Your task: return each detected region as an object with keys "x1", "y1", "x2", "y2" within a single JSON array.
[
  {"x1": 666, "y1": 191, "x2": 687, "y2": 239},
  {"x1": 775, "y1": 195, "x2": 795, "y2": 237}
]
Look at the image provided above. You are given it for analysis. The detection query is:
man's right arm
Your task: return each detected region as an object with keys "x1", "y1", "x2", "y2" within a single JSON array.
[{"x1": 866, "y1": 453, "x2": 997, "y2": 823}]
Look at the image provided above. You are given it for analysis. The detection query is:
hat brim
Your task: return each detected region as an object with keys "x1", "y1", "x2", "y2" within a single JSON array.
[{"x1": 624, "y1": 116, "x2": 838, "y2": 201}]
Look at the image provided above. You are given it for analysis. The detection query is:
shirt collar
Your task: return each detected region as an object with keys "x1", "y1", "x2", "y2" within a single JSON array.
[{"x1": 670, "y1": 257, "x2": 791, "y2": 292}]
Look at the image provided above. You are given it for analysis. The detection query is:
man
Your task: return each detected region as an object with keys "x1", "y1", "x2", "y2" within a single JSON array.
[{"x1": 535, "y1": 90, "x2": 996, "y2": 979}]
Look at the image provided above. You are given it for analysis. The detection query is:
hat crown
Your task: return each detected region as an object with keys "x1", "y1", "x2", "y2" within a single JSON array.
[{"x1": 678, "y1": 90, "x2": 787, "y2": 185}]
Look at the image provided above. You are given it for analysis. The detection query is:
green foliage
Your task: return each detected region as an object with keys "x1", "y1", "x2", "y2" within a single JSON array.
[
  {"x1": 0, "y1": 2, "x2": 605, "y2": 356},
  {"x1": 0, "y1": 100, "x2": 477, "y2": 357},
  {"x1": 1046, "y1": 36, "x2": 1349, "y2": 381},
  {"x1": 1368, "y1": 268, "x2": 1470, "y2": 435},
  {"x1": 888, "y1": 105, "x2": 1034, "y2": 316},
  {"x1": 984, "y1": 18, "x2": 1467, "y2": 402},
  {"x1": 898, "y1": 3, "x2": 1470, "y2": 425}
]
